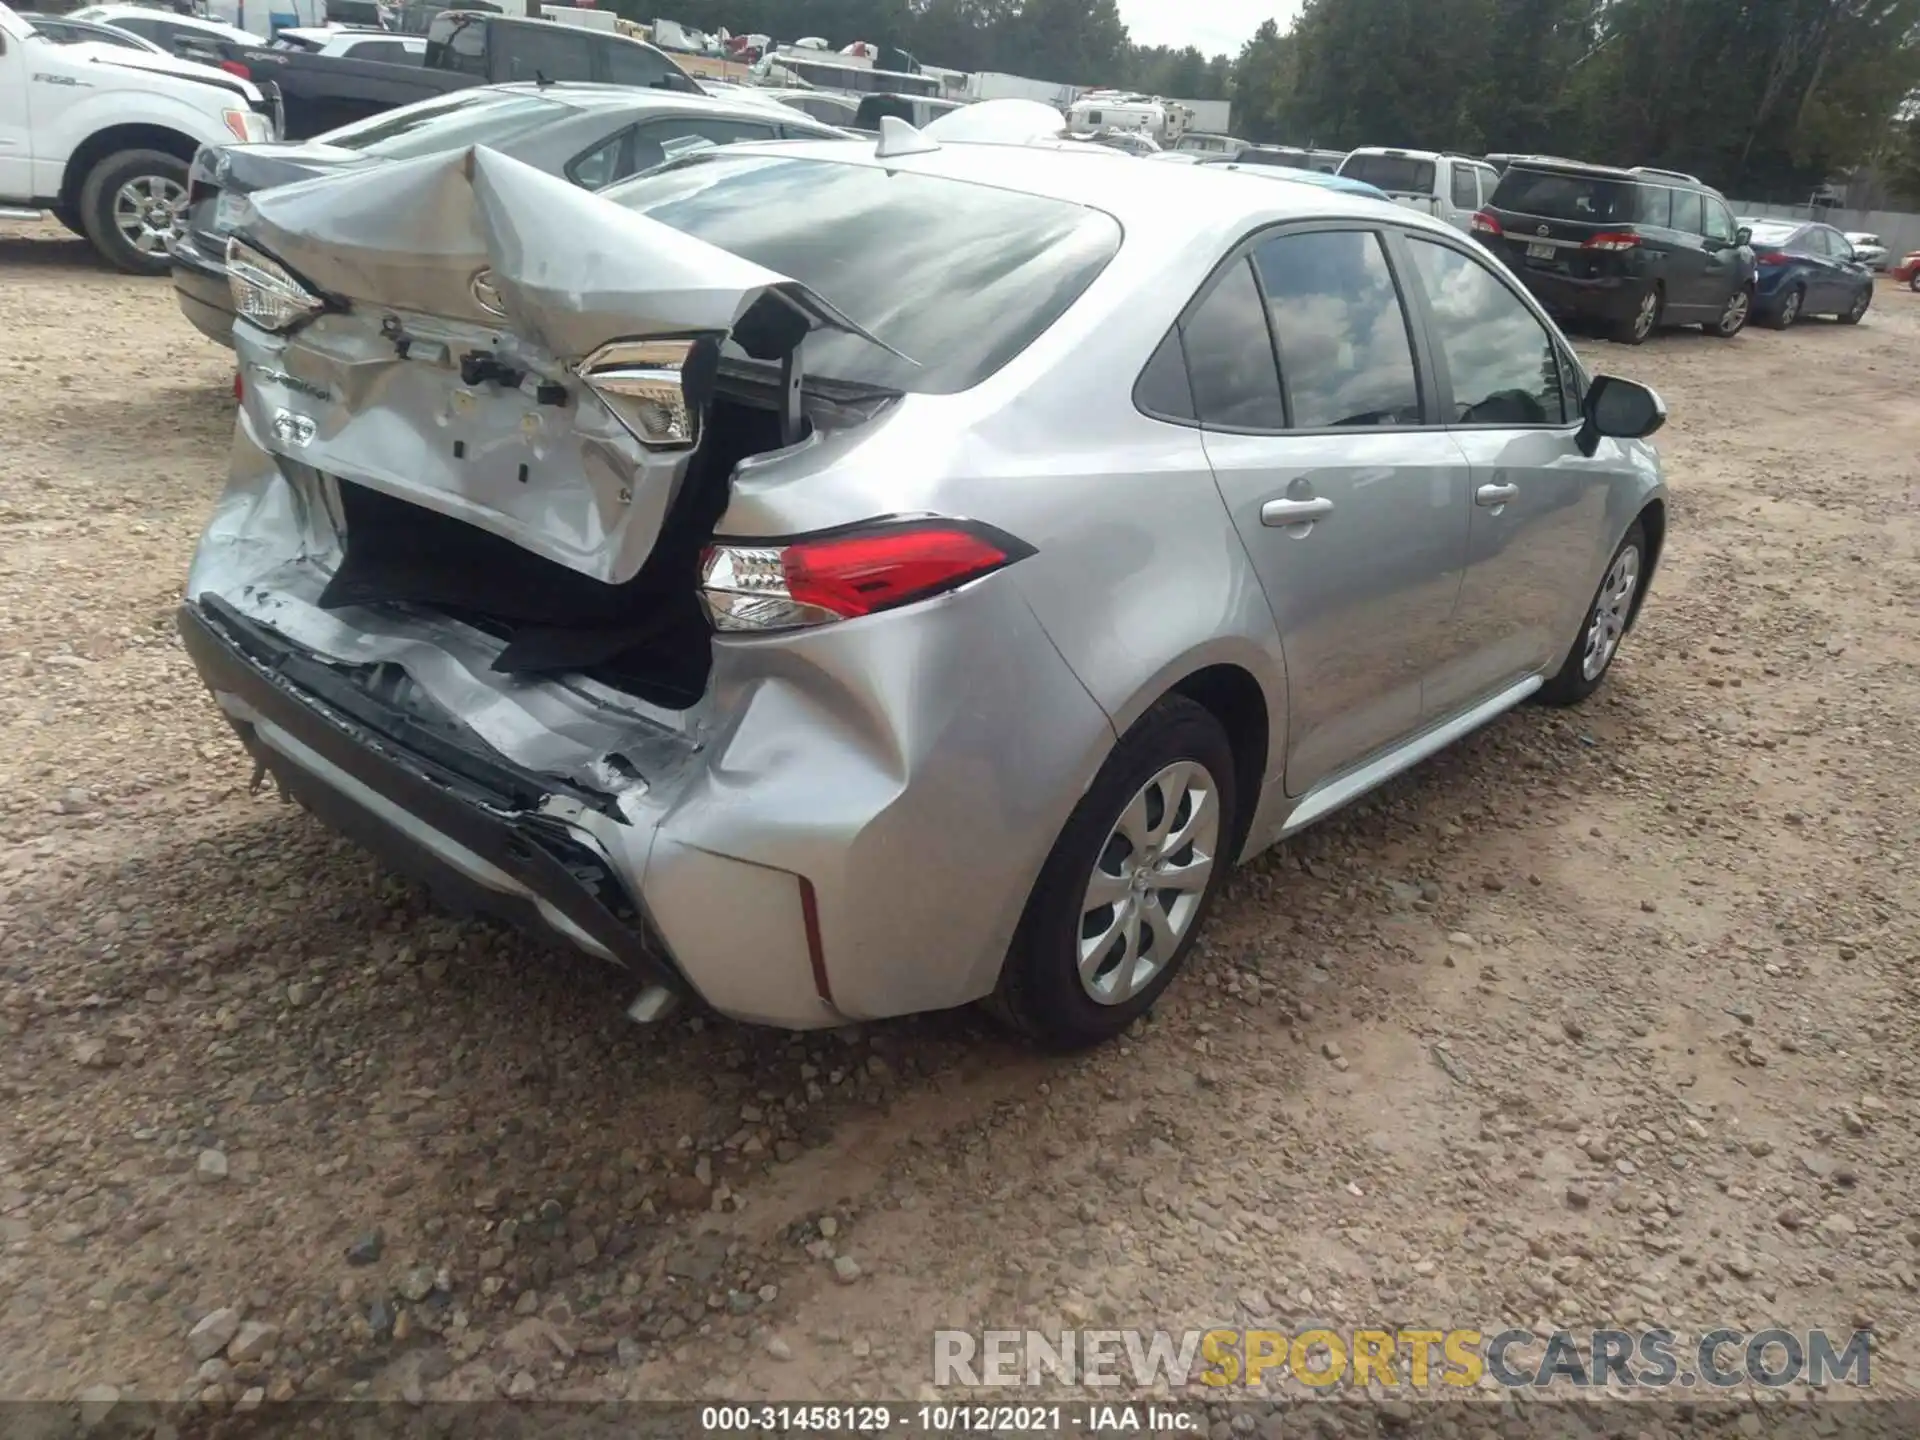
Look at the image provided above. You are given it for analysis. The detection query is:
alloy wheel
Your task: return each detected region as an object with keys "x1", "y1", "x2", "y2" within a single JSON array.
[
  {"x1": 112, "y1": 175, "x2": 187, "y2": 257},
  {"x1": 1582, "y1": 544, "x2": 1641, "y2": 682},
  {"x1": 1632, "y1": 290, "x2": 1659, "y2": 341},
  {"x1": 1719, "y1": 289, "x2": 1750, "y2": 335},
  {"x1": 1077, "y1": 760, "x2": 1220, "y2": 1006},
  {"x1": 1780, "y1": 288, "x2": 1802, "y2": 326},
  {"x1": 1848, "y1": 289, "x2": 1870, "y2": 322}
]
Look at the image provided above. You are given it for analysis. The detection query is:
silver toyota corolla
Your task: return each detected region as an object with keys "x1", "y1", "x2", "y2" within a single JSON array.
[{"x1": 180, "y1": 127, "x2": 1669, "y2": 1048}]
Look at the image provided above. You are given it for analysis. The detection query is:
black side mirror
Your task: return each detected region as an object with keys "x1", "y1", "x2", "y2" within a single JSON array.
[
  {"x1": 1736, "y1": 225, "x2": 1752, "y2": 247},
  {"x1": 1577, "y1": 374, "x2": 1666, "y2": 456}
]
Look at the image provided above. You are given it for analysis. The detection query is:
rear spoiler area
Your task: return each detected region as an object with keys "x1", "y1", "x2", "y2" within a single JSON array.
[{"x1": 237, "y1": 144, "x2": 904, "y2": 372}]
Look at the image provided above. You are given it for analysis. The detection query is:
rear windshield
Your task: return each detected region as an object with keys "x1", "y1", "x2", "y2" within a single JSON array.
[
  {"x1": 311, "y1": 90, "x2": 567, "y2": 159},
  {"x1": 1746, "y1": 220, "x2": 1800, "y2": 246},
  {"x1": 1339, "y1": 153, "x2": 1436, "y2": 193},
  {"x1": 600, "y1": 155, "x2": 1123, "y2": 395},
  {"x1": 1490, "y1": 166, "x2": 1637, "y2": 224}
]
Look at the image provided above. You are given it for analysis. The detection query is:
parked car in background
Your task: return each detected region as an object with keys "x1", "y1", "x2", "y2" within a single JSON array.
[
  {"x1": 69, "y1": 4, "x2": 261, "y2": 64},
  {"x1": 1737, "y1": 218, "x2": 1875, "y2": 328},
  {"x1": 12, "y1": 10, "x2": 161, "y2": 48},
  {"x1": 1843, "y1": 232, "x2": 1888, "y2": 270},
  {"x1": 852, "y1": 93, "x2": 967, "y2": 131},
  {"x1": 744, "y1": 87, "x2": 861, "y2": 127},
  {"x1": 230, "y1": 11, "x2": 701, "y2": 141},
  {"x1": 170, "y1": 83, "x2": 846, "y2": 345},
  {"x1": 1337, "y1": 146, "x2": 1500, "y2": 230},
  {"x1": 1199, "y1": 157, "x2": 1388, "y2": 200},
  {"x1": 182, "y1": 138, "x2": 1669, "y2": 1048},
  {"x1": 1475, "y1": 158, "x2": 1755, "y2": 343},
  {"x1": 1894, "y1": 247, "x2": 1920, "y2": 290},
  {"x1": 1, "y1": 0, "x2": 276, "y2": 272},
  {"x1": 269, "y1": 27, "x2": 424, "y2": 63},
  {"x1": 1171, "y1": 132, "x2": 1243, "y2": 158}
]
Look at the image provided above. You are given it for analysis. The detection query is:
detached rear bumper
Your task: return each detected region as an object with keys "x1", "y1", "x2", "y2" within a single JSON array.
[
  {"x1": 171, "y1": 233, "x2": 235, "y2": 348},
  {"x1": 178, "y1": 595, "x2": 688, "y2": 992}
]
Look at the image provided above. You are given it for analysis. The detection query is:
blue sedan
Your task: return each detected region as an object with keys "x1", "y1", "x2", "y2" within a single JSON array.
[{"x1": 1741, "y1": 218, "x2": 1875, "y2": 329}]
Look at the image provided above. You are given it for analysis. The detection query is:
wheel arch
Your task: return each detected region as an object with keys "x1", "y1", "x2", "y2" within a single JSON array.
[
  {"x1": 1625, "y1": 497, "x2": 1665, "y2": 634},
  {"x1": 60, "y1": 125, "x2": 201, "y2": 211}
]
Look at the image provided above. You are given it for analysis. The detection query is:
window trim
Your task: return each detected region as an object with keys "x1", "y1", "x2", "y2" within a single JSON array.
[
  {"x1": 1392, "y1": 228, "x2": 1587, "y2": 434},
  {"x1": 1132, "y1": 218, "x2": 1444, "y2": 437}
]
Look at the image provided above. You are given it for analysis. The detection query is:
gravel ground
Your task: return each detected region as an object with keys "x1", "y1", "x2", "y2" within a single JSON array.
[{"x1": 2, "y1": 218, "x2": 1918, "y2": 1427}]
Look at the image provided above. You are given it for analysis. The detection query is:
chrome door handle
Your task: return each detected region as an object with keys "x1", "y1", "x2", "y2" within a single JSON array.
[
  {"x1": 1475, "y1": 483, "x2": 1519, "y2": 508},
  {"x1": 1261, "y1": 496, "x2": 1334, "y2": 526}
]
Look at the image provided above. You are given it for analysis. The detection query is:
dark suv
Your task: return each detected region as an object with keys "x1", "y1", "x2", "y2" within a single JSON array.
[{"x1": 1473, "y1": 158, "x2": 1756, "y2": 344}]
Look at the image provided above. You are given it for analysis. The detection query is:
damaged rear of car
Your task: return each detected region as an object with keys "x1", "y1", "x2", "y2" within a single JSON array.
[{"x1": 181, "y1": 142, "x2": 1126, "y2": 1032}]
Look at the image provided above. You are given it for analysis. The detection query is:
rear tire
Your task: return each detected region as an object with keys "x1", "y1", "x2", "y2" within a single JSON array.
[
  {"x1": 1838, "y1": 286, "x2": 1871, "y2": 325},
  {"x1": 1764, "y1": 284, "x2": 1804, "y2": 330},
  {"x1": 1538, "y1": 520, "x2": 1646, "y2": 708},
  {"x1": 1704, "y1": 285, "x2": 1750, "y2": 338},
  {"x1": 79, "y1": 149, "x2": 189, "y2": 276},
  {"x1": 1611, "y1": 285, "x2": 1660, "y2": 345},
  {"x1": 989, "y1": 696, "x2": 1238, "y2": 1051},
  {"x1": 1910, "y1": 272, "x2": 1920, "y2": 293}
]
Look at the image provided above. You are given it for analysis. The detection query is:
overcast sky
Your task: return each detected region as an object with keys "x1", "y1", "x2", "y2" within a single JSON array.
[{"x1": 1119, "y1": 0, "x2": 1305, "y2": 59}]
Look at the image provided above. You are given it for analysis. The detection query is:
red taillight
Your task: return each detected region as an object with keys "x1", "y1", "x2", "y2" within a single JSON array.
[
  {"x1": 700, "y1": 520, "x2": 1034, "y2": 632},
  {"x1": 1471, "y1": 210, "x2": 1503, "y2": 237},
  {"x1": 233, "y1": 372, "x2": 243, "y2": 401},
  {"x1": 1583, "y1": 232, "x2": 1640, "y2": 251},
  {"x1": 1755, "y1": 251, "x2": 1792, "y2": 266},
  {"x1": 218, "y1": 59, "x2": 251, "y2": 78}
]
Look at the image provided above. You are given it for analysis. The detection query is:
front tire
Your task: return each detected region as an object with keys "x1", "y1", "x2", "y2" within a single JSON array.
[
  {"x1": 989, "y1": 696, "x2": 1238, "y2": 1050},
  {"x1": 1611, "y1": 285, "x2": 1660, "y2": 345},
  {"x1": 1538, "y1": 521, "x2": 1646, "y2": 708},
  {"x1": 51, "y1": 201, "x2": 85, "y2": 237},
  {"x1": 1838, "y1": 286, "x2": 1871, "y2": 325},
  {"x1": 79, "y1": 149, "x2": 189, "y2": 276},
  {"x1": 1705, "y1": 285, "x2": 1751, "y2": 338},
  {"x1": 1909, "y1": 271, "x2": 1920, "y2": 293}
]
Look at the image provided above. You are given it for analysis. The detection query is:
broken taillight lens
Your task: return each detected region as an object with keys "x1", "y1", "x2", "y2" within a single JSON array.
[
  {"x1": 227, "y1": 238, "x2": 323, "y2": 334},
  {"x1": 700, "y1": 519, "x2": 1035, "y2": 632},
  {"x1": 576, "y1": 339, "x2": 701, "y2": 449}
]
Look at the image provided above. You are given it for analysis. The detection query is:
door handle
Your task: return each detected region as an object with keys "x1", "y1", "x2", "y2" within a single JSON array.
[
  {"x1": 1261, "y1": 496, "x2": 1334, "y2": 526},
  {"x1": 1475, "y1": 483, "x2": 1518, "y2": 508}
]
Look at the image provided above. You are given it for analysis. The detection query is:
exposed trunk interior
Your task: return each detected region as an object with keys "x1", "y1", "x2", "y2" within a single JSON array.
[{"x1": 318, "y1": 393, "x2": 789, "y2": 710}]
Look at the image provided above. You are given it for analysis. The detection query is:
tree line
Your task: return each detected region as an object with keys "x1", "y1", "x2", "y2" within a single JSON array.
[{"x1": 613, "y1": 0, "x2": 1920, "y2": 201}]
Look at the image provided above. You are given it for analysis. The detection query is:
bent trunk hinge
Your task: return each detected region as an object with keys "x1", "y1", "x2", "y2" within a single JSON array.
[{"x1": 779, "y1": 348, "x2": 805, "y2": 447}]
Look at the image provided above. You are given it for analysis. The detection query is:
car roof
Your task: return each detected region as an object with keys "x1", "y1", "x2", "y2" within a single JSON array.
[
  {"x1": 481, "y1": 81, "x2": 844, "y2": 128},
  {"x1": 78, "y1": 4, "x2": 254, "y2": 34},
  {"x1": 641, "y1": 135, "x2": 1422, "y2": 243}
]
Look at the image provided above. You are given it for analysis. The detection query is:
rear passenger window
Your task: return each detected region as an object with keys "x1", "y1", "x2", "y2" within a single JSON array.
[
  {"x1": 1635, "y1": 186, "x2": 1671, "y2": 227},
  {"x1": 1670, "y1": 189, "x2": 1704, "y2": 235},
  {"x1": 1252, "y1": 230, "x2": 1422, "y2": 430},
  {"x1": 567, "y1": 128, "x2": 630, "y2": 190},
  {"x1": 1450, "y1": 165, "x2": 1477, "y2": 209},
  {"x1": 1134, "y1": 328, "x2": 1195, "y2": 423},
  {"x1": 1406, "y1": 238, "x2": 1565, "y2": 426},
  {"x1": 1181, "y1": 258, "x2": 1286, "y2": 430}
]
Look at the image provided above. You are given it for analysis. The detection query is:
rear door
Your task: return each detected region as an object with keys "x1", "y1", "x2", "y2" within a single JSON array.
[
  {"x1": 1805, "y1": 226, "x2": 1851, "y2": 309},
  {"x1": 1483, "y1": 165, "x2": 1647, "y2": 284},
  {"x1": 1190, "y1": 225, "x2": 1473, "y2": 795},
  {"x1": 1443, "y1": 158, "x2": 1480, "y2": 231},
  {"x1": 1398, "y1": 232, "x2": 1627, "y2": 706}
]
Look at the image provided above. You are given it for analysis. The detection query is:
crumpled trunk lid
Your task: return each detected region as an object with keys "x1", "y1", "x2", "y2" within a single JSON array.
[{"x1": 234, "y1": 144, "x2": 888, "y2": 588}]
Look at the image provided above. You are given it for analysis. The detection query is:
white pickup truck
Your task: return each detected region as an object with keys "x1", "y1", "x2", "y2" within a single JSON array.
[{"x1": 0, "y1": 1, "x2": 275, "y2": 273}]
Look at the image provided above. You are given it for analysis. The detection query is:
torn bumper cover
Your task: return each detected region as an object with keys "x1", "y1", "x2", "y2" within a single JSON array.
[{"x1": 179, "y1": 594, "x2": 688, "y2": 990}]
